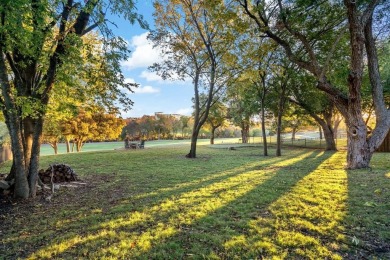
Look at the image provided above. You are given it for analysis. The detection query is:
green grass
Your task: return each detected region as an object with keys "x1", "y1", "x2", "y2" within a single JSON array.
[
  {"x1": 39, "y1": 138, "x2": 243, "y2": 156},
  {"x1": 0, "y1": 145, "x2": 389, "y2": 259},
  {"x1": 39, "y1": 137, "x2": 347, "y2": 156}
]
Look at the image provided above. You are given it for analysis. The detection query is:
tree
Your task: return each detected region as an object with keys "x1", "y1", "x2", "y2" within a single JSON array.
[
  {"x1": 179, "y1": 116, "x2": 191, "y2": 138},
  {"x1": 0, "y1": 0, "x2": 145, "y2": 198},
  {"x1": 239, "y1": 37, "x2": 278, "y2": 155},
  {"x1": 237, "y1": 0, "x2": 390, "y2": 168},
  {"x1": 272, "y1": 62, "x2": 291, "y2": 156},
  {"x1": 227, "y1": 82, "x2": 257, "y2": 144},
  {"x1": 204, "y1": 100, "x2": 228, "y2": 145},
  {"x1": 288, "y1": 70, "x2": 338, "y2": 150},
  {"x1": 150, "y1": 0, "x2": 239, "y2": 158},
  {"x1": 42, "y1": 117, "x2": 63, "y2": 155},
  {"x1": 62, "y1": 110, "x2": 124, "y2": 152}
]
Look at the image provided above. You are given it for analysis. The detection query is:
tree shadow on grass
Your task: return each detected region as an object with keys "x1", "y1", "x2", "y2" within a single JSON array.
[
  {"x1": 146, "y1": 150, "x2": 345, "y2": 259},
  {"x1": 342, "y1": 153, "x2": 390, "y2": 258},
  {"x1": 2, "y1": 149, "x2": 330, "y2": 259}
]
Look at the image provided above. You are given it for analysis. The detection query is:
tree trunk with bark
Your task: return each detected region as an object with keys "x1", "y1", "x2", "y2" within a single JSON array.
[
  {"x1": 210, "y1": 125, "x2": 221, "y2": 145},
  {"x1": 333, "y1": 115, "x2": 342, "y2": 139},
  {"x1": 259, "y1": 79, "x2": 268, "y2": 156},
  {"x1": 187, "y1": 129, "x2": 199, "y2": 158},
  {"x1": 276, "y1": 81, "x2": 287, "y2": 157},
  {"x1": 49, "y1": 141, "x2": 59, "y2": 155},
  {"x1": 260, "y1": 109, "x2": 268, "y2": 156},
  {"x1": 241, "y1": 124, "x2": 250, "y2": 144},
  {"x1": 319, "y1": 126, "x2": 323, "y2": 139},
  {"x1": 240, "y1": 0, "x2": 390, "y2": 168},
  {"x1": 76, "y1": 139, "x2": 84, "y2": 152},
  {"x1": 276, "y1": 110, "x2": 283, "y2": 157},
  {"x1": 0, "y1": 0, "x2": 99, "y2": 198},
  {"x1": 291, "y1": 127, "x2": 297, "y2": 140}
]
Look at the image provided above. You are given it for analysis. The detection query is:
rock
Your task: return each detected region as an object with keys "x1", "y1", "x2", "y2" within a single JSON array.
[{"x1": 0, "y1": 180, "x2": 10, "y2": 190}]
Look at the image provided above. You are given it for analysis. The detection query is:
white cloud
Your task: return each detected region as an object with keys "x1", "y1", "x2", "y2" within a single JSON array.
[
  {"x1": 124, "y1": 77, "x2": 136, "y2": 84},
  {"x1": 134, "y1": 85, "x2": 160, "y2": 94},
  {"x1": 121, "y1": 32, "x2": 163, "y2": 70},
  {"x1": 140, "y1": 70, "x2": 164, "y2": 82},
  {"x1": 175, "y1": 108, "x2": 192, "y2": 115}
]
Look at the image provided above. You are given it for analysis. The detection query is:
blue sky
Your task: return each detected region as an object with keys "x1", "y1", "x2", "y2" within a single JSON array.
[{"x1": 107, "y1": 0, "x2": 193, "y2": 118}]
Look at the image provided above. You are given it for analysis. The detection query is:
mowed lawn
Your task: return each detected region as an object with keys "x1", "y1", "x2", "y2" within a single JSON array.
[{"x1": 0, "y1": 145, "x2": 389, "y2": 259}]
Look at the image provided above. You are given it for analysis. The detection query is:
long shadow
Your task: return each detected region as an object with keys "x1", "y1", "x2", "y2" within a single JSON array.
[
  {"x1": 17, "y1": 150, "x2": 333, "y2": 259},
  {"x1": 343, "y1": 155, "x2": 390, "y2": 258},
  {"x1": 1, "y1": 149, "x2": 326, "y2": 259},
  {"x1": 145, "y1": 150, "x2": 340, "y2": 259}
]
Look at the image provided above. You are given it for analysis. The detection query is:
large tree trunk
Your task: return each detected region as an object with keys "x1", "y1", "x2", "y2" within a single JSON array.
[
  {"x1": 311, "y1": 107, "x2": 337, "y2": 151},
  {"x1": 0, "y1": 53, "x2": 29, "y2": 198},
  {"x1": 241, "y1": 0, "x2": 390, "y2": 168},
  {"x1": 0, "y1": 0, "x2": 98, "y2": 199},
  {"x1": 343, "y1": 2, "x2": 376, "y2": 169},
  {"x1": 28, "y1": 117, "x2": 44, "y2": 197},
  {"x1": 9, "y1": 119, "x2": 29, "y2": 198},
  {"x1": 322, "y1": 125, "x2": 336, "y2": 151}
]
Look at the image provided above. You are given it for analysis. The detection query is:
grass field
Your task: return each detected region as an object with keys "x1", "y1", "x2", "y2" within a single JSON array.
[
  {"x1": 1, "y1": 145, "x2": 389, "y2": 259},
  {"x1": 40, "y1": 138, "x2": 238, "y2": 156},
  {"x1": 40, "y1": 137, "x2": 348, "y2": 156}
]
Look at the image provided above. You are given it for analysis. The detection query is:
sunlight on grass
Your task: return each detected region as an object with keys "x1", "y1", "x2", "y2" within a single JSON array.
[
  {"x1": 28, "y1": 151, "x2": 317, "y2": 259},
  {"x1": 131, "y1": 155, "x2": 286, "y2": 201},
  {"x1": 223, "y1": 152, "x2": 348, "y2": 259}
]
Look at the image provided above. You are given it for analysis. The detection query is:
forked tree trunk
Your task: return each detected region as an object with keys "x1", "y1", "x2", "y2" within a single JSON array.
[
  {"x1": 50, "y1": 141, "x2": 59, "y2": 155},
  {"x1": 76, "y1": 139, "x2": 84, "y2": 152},
  {"x1": 241, "y1": 0, "x2": 390, "y2": 168},
  {"x1": 322, "y1": 125, "x2": 336, "y2": 151},
  {"x1": 343, "y1": 2, "x2": 375, "y2": 169}
]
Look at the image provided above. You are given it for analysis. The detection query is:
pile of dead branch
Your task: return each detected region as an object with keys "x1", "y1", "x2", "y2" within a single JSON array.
[
  {"x1": 39, "y1": 164, "x2": 78, "y2": 184},
  {"x1": 0, "y1": 164, "x2": 79, "y2": 196}
]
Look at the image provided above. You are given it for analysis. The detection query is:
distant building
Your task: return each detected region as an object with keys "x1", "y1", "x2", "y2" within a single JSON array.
[{"x1": 155, "y1": 112, "x2": 183, "y2": 120}]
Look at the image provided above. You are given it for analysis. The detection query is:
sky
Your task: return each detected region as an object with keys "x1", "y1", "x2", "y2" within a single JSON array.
[{"x1": 107, "y1": 0, "x2": 193, "y2": 118}]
